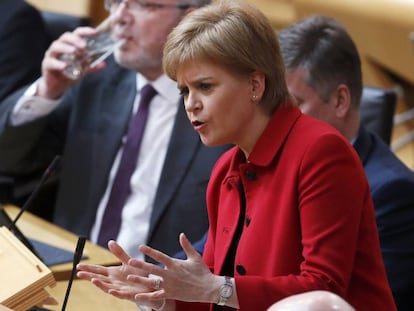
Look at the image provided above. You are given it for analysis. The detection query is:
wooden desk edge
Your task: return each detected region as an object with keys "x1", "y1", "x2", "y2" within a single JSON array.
[{"x1": 4, "y1": 205, "x2": 121, "y2": 281}]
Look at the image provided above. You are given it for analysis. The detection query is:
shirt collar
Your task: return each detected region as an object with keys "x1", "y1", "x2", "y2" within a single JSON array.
[{"x1": 136, "y1": 74, "x2": 180, "y2": 104}]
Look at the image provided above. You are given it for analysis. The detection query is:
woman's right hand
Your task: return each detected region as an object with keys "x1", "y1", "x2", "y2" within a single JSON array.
[{"x1": 77, "y1": 240, "x2": 152, "y2": 301}]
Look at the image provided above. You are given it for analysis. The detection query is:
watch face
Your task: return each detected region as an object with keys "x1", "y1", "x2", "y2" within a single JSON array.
[{"x1": 221, "y1": 285, "x2": 233, "y2": 298}]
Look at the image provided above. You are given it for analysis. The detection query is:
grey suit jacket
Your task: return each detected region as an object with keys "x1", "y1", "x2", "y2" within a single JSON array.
[{"x1": 0, "y1": 58, "x2": 229, "y2": 257}]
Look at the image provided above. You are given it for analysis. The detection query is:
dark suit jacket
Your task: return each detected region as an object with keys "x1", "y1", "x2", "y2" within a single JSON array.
[
  {"x1": 0, "y1": 0, "x2": 49, "y2": 102},
  {"x1": 354, "y1": 125, "x2": 414, "y2": 311},
  {"x1": 0, "y1": 59, "x2": 229, "y2": 258}
]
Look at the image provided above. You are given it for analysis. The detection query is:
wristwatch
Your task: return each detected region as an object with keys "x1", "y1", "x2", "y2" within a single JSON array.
[{"x1": 217, "y1": 276, "x2": 233, "y2": 306}]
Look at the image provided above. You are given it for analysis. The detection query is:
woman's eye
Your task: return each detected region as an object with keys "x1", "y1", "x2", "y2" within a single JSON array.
[
  {"x1": 199, "y1": 83, "x2": 211, "y2": 91},
  {"x1": 179, "y1": 87, "x2": 189, "y2": 96}
]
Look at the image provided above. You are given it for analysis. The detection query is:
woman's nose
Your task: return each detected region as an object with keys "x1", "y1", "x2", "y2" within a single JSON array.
[{"x1": 185, "y1": 96, "x2": 202, "y2": 112}]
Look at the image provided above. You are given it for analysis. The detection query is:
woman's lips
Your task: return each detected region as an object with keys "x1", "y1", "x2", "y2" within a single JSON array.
[{"x1": 192, "y1": 120, "x2": 205, "y2": 131}]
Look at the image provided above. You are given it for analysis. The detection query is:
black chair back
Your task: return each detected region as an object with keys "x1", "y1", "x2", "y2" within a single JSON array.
[
  {"x1": 41, "y1": 11, "x2": 90, "y2": 43},
  {"x1": 360, "y1": 86, "x2": 397, "y2": 145}
]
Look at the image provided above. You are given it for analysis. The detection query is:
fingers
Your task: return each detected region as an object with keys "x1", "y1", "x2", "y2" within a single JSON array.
[
  {"x1": 179, "y1": 233, "x2": 200, "y2": 259},
  {"x1": 47, "y1": 34, "x2": 82, "y2": 59},
  {"x1": 124, "y1": 275, "x2": 164, "y2": 294},
  {"x1": 38, "y1": 27, "x2": 96, "y2": 98},
  {"x1": 134, "y1": 234, "x2": 201, "y2": 271},
  {"x1": 90, "y1": 277, "x2": 121, "y2": 292},
  {"x1": 76, "y1": 264, "x2": 111, "y2": 283},
  {"x1": 128, "y1": 257, "x2": 165, "y2": 279},
  {"x1": 77, "y1": 263, "x2": 109, "y2": 276},
  {"x1": 133, "y1": 290, "x2": 166, "y2": 304},
  {"x1": 45, "y1": 28, "x2": 93, "y2": 66},
  {"x1": 108, "y1": 240, "x2": 131, "y2": 264},
  {"x1": 36, "y1": 27, "x2": 91, "y2": 99},
  {"x1": 137, "y1": 243, "x2": 177, "y2": 269},
  {"x1": 89, "y1": 277, "x2": 135, "y2": 298},
  {"x1": 57, "y1": 27, "x2": 96, "y2": 51},
  {"x1": 107, "y1": 288, "x2": 139, "y2": 301},
  {"x1": 77, "y1": 270, "x2": 102, "y2": 282},
  {"x1": 154, "y1": 278, "x2": 161, "y2": 290},
  {"x1": 77, "y1": 270, "x2": 118, "y2": 293}
]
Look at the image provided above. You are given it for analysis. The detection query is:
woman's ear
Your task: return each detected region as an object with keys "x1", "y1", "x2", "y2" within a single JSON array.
[{"x1": 250, "y1": 70, "x2": 266, "y2": 101}]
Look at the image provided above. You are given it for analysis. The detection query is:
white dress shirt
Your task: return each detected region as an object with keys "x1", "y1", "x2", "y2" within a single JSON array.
[{"x1": 12, "y1": 74, "x2": 180, "y2": 260}]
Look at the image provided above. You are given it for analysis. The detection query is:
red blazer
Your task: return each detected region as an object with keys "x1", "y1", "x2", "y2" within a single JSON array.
[{"x1": 177, "y1": 105, "x2": 396, "y2": 311}]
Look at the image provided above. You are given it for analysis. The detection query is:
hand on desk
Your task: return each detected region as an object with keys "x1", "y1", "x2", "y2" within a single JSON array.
[{"x1": 77, "y1": 240, "x2": 161, "y2": 309}]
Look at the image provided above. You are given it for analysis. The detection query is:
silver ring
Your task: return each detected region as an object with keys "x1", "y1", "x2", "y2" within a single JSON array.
[{"x1": 154, "y1": 278, "x2": 161, "y2": 290}]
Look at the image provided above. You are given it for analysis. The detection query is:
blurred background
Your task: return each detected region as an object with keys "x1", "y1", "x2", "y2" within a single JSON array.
[{"x1": 26, "y1": 0, "x2": 414, "y2": 169}]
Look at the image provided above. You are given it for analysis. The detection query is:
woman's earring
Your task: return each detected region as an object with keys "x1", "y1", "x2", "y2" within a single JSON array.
[{"x1": 252, "y1": 94, "x2": 258, "y2": 101}]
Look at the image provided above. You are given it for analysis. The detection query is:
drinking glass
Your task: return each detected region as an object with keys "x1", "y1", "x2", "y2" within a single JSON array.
[{"x1": 60, "y1": 15, "x2": 122, "y2": 80}]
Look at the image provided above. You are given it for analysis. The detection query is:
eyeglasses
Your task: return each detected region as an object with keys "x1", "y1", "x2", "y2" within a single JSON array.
[{"x1": 105, "y1": 0, "x2": 193, "y2": 12}]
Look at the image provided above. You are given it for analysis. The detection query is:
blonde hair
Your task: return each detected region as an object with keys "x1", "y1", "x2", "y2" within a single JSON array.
[{"x1": 163, "y1": 0, "x2": 290, "y2": 114}]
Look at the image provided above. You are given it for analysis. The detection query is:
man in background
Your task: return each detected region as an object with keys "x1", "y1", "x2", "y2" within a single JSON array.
[
  {"x1": 0, "y1": 0, "x2": 50, "y2": 210},
  {"x1": 279, "y1": 15, "x2": 414, "y2": 310},
  {"x1": 0, "y1": 0, "x2": 49, "y2": 102},
  {"x1": 0, "y1": 0, "x2": 227, "y2": 262}
]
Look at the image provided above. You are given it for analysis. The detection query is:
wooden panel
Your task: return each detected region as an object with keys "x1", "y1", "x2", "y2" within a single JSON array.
[
  {"x1": 293, "y1": 0, "x2": 414, "y2": 168},
  {"x1": 90, "y1": 1, "x2": 110, "y2": 25},
  {"x1": 26, "y1": 0, "x2": 284, "y2": 29},
  {"x1": 294, "y1": 0, "x2": 414, "y2": 85},
  {"x1": 246, "y1": 0, "x2": 296, "y2": 29},
  {"x1": 25, "y1": 0, "x2": 108, "y2": 25},
  {"x1": 0, "y1": 227, "x2": 55, "y2": 311},
  {"x1": 26, "y1": 0, "x2": 92, "y2": 17}
]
